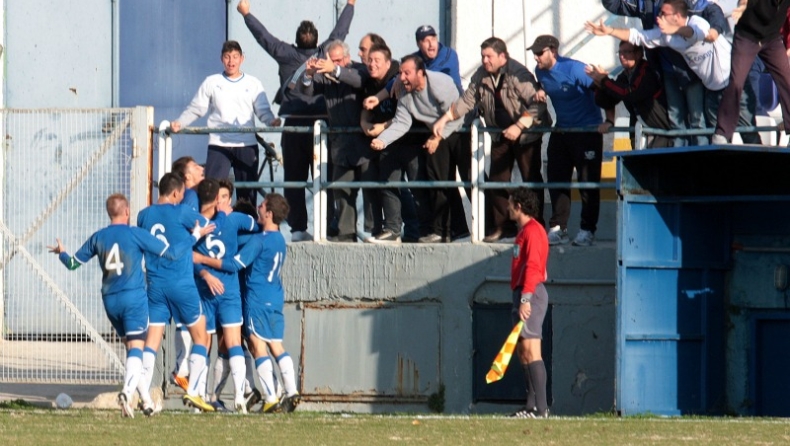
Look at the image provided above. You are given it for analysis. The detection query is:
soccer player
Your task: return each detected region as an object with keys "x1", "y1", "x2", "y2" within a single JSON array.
[
  {"x1": 507, "y1": 187, "x2": 550, "y2": 418},
  {"x1": 194, "y1": 193, "x2": 300, "y2": 413},
  {"x1": 135, "y1": 173, "x2": 216, "y2": 413},
  {"x1": 170, "y1": 156, "x2": 205, "y2": 390},
  {"x1": 47, "y1": 193, "x2": 211, "y2": 418},
  {"x1": 193, "y1": 178, "x2": 259, "y2": 413}
]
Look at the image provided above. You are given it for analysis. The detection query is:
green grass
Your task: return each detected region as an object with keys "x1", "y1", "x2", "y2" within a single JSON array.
[{"x1": 1, "y1": 409, "x2": 789, "y2": 445}]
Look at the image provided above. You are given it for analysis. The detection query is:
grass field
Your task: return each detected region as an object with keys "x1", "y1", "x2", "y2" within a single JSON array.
[{"x1": 1, "y1": 404, "x2": 789, "y2": 445}]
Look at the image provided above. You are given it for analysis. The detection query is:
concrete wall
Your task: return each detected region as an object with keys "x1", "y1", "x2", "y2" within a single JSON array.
[{"x1": 279, "y1": 242, "x2": 615, "y2": 415}]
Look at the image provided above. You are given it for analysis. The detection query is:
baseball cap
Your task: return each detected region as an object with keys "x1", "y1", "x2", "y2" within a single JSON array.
[
  {"x1": 528, "y1": 35, "x2": 559, "y2": 53},
  {"x1": 415, "y1": 25, "x2": 437, "y2": 41}
]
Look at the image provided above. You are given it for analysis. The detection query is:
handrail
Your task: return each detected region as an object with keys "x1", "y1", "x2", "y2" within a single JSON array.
[{"x1": 159, "y1": 120, "x2": 785, "y2": 242}]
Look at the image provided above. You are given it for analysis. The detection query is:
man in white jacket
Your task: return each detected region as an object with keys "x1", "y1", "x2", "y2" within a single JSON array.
[{"x1": 172, "y1": 40, "x2": 280, "y2": 205}]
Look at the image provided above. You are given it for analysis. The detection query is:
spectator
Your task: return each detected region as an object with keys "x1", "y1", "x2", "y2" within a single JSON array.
[
  {"x1": 530, "y1": 35, "x2": 606, "y2": 247},
  {"x1": 587, "y1": 0, "x2": 729, "y2": 142},
  {"x1": 236, "y1": 0, "x2": 356, "y2": 241},
  {"x1": 602, "y1": 0, "x2": 761, "y2": 145},
  {"x1": 357, "y1": 33, "x2": 386, "y2": 64},
  {"x1": 356, "y1": 43, "x2": 423, "y2": 244},
  {"x1": 413, "y1": 25, "x2": 463, "y2": 93},
  {"x1": 370, "y1": 55, "x2": 465, "y2": 243},
  {"x1": 301, "y1": 41, "x2": 379, "y2": 242},
  {"x1": 713, "y1": 0, "x2": 790, "y2": 145},
  {"x1": 433, "y1": 37, "x2": 551, "y2": 243},
  {"x1": 171, "y1": 41, "x2": 278, "y2": 206}
]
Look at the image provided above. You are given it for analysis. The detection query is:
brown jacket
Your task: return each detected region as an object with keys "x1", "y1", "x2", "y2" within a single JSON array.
[{"x1": 451, "y1": 58, "x2": 551, "y2": 144}]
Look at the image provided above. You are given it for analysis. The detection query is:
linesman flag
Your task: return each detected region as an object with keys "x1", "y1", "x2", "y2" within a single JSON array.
[{"x1": 486, "y1": 321, "x2": 523, "y2": 384}]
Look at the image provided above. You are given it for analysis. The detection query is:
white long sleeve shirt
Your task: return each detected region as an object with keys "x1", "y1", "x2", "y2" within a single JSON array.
[
  {"x1": 176, "y1": 72, "x2": 276, "y2": 147},
  {"x1": 628, "y1": 15, "x2": 730, "y2": 91}
]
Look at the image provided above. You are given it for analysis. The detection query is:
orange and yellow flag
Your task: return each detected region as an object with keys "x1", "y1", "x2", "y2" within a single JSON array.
[{"x1": 486, "y1": 321, "x2": 523, "y2": 384}]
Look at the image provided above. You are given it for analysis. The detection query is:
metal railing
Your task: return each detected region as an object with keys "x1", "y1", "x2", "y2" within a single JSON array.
[{"x1": 158, "y1": 119, "x2": 782, "y2": 242}]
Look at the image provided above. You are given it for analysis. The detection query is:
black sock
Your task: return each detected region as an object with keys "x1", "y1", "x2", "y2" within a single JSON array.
[
  {"x1": 522, "y1": 363, "x2": 535, "y2": 410},
  {"x1": 528, "y1": 360, "x2": 548, "y2": 413}
]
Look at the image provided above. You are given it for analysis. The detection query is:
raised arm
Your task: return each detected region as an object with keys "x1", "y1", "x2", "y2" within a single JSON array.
[
  {"x1": 322, "y1": 1, "x2": 356, "y2": 47},
  {"x1": 238, "y1": 0, "x2": 296, "y2": 63}
]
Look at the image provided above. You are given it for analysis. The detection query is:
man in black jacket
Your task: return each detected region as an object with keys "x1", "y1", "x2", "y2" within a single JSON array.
[
  {"x1": 588, "y1": 41, "x2": 673, "y2": 148},
  {"x1": 301, "y1": 41, "x2": 379, "y2": 242},
  {"x1": 236, "y1": 0, "x2": 357, "y2": 241}
]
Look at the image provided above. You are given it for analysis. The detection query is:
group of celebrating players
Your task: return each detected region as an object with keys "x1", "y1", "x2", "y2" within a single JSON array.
[{"x1": 49, "y1": 156, "x2": 299, "y2": 417}]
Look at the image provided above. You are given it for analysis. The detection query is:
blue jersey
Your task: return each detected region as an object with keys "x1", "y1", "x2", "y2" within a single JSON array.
[
  {"x1": 181, "y1": 188, "x2": 199, "y2": 211},
  {"x1": 136, "y1": 203, "x2": 208, "y2": 283},
  {"x1": 221, "y1": 230, "x2": 286, "y2": 309},
  {"x1": 535, "y1": 56, "x2": 602, "y2": 128},
  {"x1": 194, "y1": 212, "x2": 258, "y2": 296},
  {"x1": 59, "y1": 224, "x2": 190, "y2": 296}
]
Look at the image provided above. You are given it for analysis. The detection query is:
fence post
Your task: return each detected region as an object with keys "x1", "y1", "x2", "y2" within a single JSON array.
[
  {"x1": 470, "y1": 120, "x2": 481, "y2": 242},
  {"x1": 313, "y1": 120, "x2": 328, "y2": 241},
  {"x1": 157, "y1": 120, "x2": 172, "y2": 182},
  {"x1": 635, "y1": 121, "x2": 645, "y2": 151},
  {"x1": 131, "y1": 107, "x2": 153, "y2": 220}
]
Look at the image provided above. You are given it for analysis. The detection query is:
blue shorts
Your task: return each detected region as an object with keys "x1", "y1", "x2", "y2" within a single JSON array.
[
  {"x1": 245, "y1": 303, "x2": 284, "y2": 342},
  {"x1": 103, "y1": 289, "x2": 148, "y2": 339},
  {"x1": 201, "y1": 290, "x2": 243, "y2": 334},
  {"x1": 147, "y1": 281, "x2": 203, "y2": 327}
]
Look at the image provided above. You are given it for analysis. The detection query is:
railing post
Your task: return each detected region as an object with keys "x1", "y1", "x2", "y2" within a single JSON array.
[
  {"x1": 470, "y1": 120, "x2": 482, "y2": 242},
  {"x1": 313, "y1": 120, "x2": 328, "y2": 241},
  {"x1": 635, "y1": 121, "x2": 645, "y2": 151},
  {"x1": 157, "y1": 120, "x2": 173, "y2": 181}
]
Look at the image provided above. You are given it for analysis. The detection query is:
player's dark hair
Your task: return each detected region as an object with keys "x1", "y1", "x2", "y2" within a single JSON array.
[
  {"x1": 233, "y1": 198, "x2": 257, "y2": 219},
  {"x1": 368, "y1": 43, "x2": 392, "y2": 62},
  {"x1": 400, "y1": 54, "x2": 425, "y2": 75},
  {"x1": 158, "y1": 173, "x2": 184, "y2": 197},
  {"x1": 295, "y1": 21, "x2": 318, "y2": 49},
  {"x1": 197, "y1": 178, "x2": 220, "y2": 207},
  {"x1": 105, "y1": 193, "x2": 129, "y2": 219},
  {"x1": 221, "y1": 40, "x2": 243, "y2": 55},
  {"x1": 171, "y1": 156, "x2": 196, "y2": 181},
  {"x1": 481, "y1": 37, "x2": 509, "y2": 58},
  {"x1": 218, "y1": 178, "x2": 235, "y2": 197},
  {"x1": 663, "y1": 0, "x2": 688, "y2": 17},
  {"x1": 263, "y1": 193, "x2": 290, "y2": 225},
  {"x1": 509, "y1": 187, "x2": 540, "y2": 219}
]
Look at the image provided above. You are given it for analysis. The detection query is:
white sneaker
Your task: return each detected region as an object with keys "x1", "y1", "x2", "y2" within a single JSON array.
[
  {"x1": 290, "y1": 231, "x2": 313, "y2": 242},
  {"x1": 547, "y1": 226, "x2": 569, "y2": 245},
  {"x1": 234, "y1": 396, "x2": 248, "y2": 414},
  {"x1": 711, "y1": 134, "x2": 728, "y2": 145},
  {"x1": 572, "y1": 229, "x2": 595, "y2": 246}
]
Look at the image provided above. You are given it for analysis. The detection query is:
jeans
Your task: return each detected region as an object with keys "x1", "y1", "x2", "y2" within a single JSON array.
[{"x1": 664, "y1": 74, "x2": 707, "y2": 146}]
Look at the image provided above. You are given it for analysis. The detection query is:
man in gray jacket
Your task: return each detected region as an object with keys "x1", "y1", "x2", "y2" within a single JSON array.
[
  {"x1": 370, "y1": 55, "x2": 464, "y2": 243},
  {"x1": 302, "y1": 41, "x2": 379, "y2": 242},
  {"x1": 434, "y1": 37, "x2": 550, "y2": 243}
]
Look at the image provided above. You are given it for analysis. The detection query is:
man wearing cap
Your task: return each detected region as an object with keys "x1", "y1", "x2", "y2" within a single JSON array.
[
  {"x1": 531, "y1": 35, "x2": 605, "y2": 248},
  {"x1": 413, "y1": 25, "x2": 463, "y2": 93}
]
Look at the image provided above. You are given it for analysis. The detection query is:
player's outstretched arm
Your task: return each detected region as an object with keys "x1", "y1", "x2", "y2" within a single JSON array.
[{"x1": 48, "y1": 238, "x2": 82, "y2": 270}]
